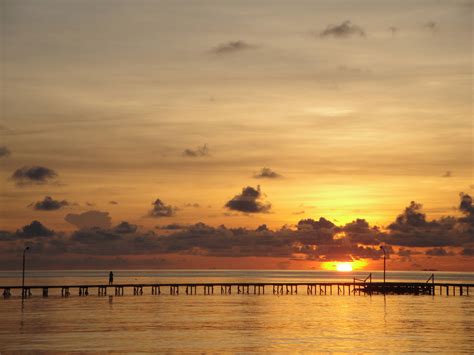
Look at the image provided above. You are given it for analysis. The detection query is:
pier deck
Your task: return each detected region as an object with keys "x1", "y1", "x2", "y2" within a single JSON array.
[{"x1": 2, "y1": 281, "x2": 472, "y2": 298}]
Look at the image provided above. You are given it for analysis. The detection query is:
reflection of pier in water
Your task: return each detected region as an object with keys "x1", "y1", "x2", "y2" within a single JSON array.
[{"x1": 2, "y1": 274, "x2": 472, "y2": 298}]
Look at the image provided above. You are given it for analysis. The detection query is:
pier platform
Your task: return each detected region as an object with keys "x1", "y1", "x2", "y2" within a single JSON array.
[{"x1": 2, "y1": 279, "x2": 472, "y2": 298}]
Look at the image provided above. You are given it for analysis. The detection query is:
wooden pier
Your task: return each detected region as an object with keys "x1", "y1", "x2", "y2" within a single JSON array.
[{"x1": 2, "y1": 278, "x2": 472, "y2": 299}]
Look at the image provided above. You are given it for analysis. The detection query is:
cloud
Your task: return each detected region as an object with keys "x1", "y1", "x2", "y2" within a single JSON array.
[
  {"x1": 212, "y1": 41, "x2": 257, "y2": 54},
  {"x1": 156, "y1": 223, "x2": 188, "y2": 230},
  {"x1": 184, "y1": 203, "x2": 200, "y2": 208},
  {"x1": 149, "y1": 199, "x2": 176, "y2": 218},
  {"x1": 343, "y1": 219, "x2": 383, "y2": 245},
  {"x1": 459, "y1": 192, "x2": 474, "y2": 226},
  {"x1": 383, "y1": 197, "x2": 472, "y2": 247},
  {"x1": 0, "y1": 146, "x2": 11, "y2": 158},
  {"x1": 425, "y1": 247, "x2": 451, "y2": 256},
  {"x1": 320, "y1": 21, "x2": 365, "y2": 38},
  {"x1": 225, "y1": 186, "x2": 271, "y2": 213},
  {"x1": 423, "y1": 21, "x2": 438, "y2": 33},
  {"x1": 442, "y1": 171, "x2": 452, "y2": 178},
  {"x1": 109, "y1": 201, "x2": 119, "y2": 205},
  {"x1": 0, "y1": 194, "x2": 472, "y2": 269},
  {"x1": 254, "y1": 167, "x2": 282, "y2": 179},
  {"x1": 32, "y1": 196, "x2": 69, "y2": 211},
  {"x1": 112, "y1": 221, "x2": 138, "y2": 234},
  {"x1": 292, "y1": 210, "x2": 305, "y2": 215},
  {"x1": 65, "y1": 210, "x2": 112, "y2": 229},
  {"x1": 183, "y1": 144, "x2": 210, "y2": 157},
  {"x1": 16, "y1": 221, "x2": 55, "y2": 238},
  {"x1": 10, "y1": 166, "x2": 58, "y2": 186}
]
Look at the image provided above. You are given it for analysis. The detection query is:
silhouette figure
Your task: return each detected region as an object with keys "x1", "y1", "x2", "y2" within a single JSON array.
[{"x1": 109, "y1": 271, "x2": 114, "y2": 285}]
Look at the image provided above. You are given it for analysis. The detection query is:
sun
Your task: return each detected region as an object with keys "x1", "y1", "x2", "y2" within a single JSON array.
[{"x1": 335, "y1": 262, "x2": 353, "y2": 272}]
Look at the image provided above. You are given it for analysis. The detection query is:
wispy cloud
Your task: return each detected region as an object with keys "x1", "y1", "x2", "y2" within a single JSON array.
[
  {"x1": 319, "y1": 21, "x2": 366, "y2": 38},
  {"x1": 211, "y1": 41, "x2": 258, "y2": 54}
]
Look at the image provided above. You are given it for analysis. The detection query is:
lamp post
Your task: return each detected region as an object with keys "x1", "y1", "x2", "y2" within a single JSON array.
[
  {"x1": 22, "y1": 246, "x2": 30, "y2": 299},
  {"x1": 380, "y1": 245, "x2": 386, "y2": 294}
]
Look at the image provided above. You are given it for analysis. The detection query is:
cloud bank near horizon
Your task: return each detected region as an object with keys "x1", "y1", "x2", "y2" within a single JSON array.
[{"x1": 0, "y1": 193, "x2": 472, "y2": 269}]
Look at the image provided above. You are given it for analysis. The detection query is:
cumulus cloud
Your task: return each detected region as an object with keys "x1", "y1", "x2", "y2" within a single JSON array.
[
  {"x1": 383, "y1": 199, "x2": 471, "y2": 247},
  {"x1": 212, "y1": 41, "x2": 257, "y2": 54},
  {"x1": 225, "y1": 186, "x2": 271, "y2": 213},
  {"x1": 65, "y1": 210, "x2": 112, "y2": 229},
  {"x1": 343, "y1": 219, "x2": 383, "y2": 245},
  {"x1": 183, "y1": 144, "x2": 210, "y2": 157},
  {"x1": 32, "y1": 196, "x2": 69, "y2": 211},
  {"x1": 16, "y1": 221, "x2": 55, "y2": 238},
  {"x1": 459, "y1": 192, "x2": 474, "y2": 226},
  {"x1": 10, "y1": 166, "x2": 58, "y2": 186},
  {"x1": 149, "y1": 199, "x2": 176, "y2": 218},
  {"x1": 320, "y1": 21, "x2": 366, "y2": 38},
  {"x1": 0, "y1": 146, "x2": 11, "y2": 158},
  {"x1": 112, "y1": 221, "x2": 138, "y2": 234},
  {"x1": 254, "y1": 167, "x2": 282, "y2": 179}
]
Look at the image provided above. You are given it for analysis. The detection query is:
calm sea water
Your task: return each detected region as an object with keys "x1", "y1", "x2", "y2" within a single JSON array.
[{"x1": 0, "y1": 270, "x2": 473, "y2": 352}]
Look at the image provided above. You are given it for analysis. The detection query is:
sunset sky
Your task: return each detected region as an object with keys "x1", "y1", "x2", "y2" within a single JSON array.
[{"x1": 1, "y1": 0, "x2": 472, "y2": 270}]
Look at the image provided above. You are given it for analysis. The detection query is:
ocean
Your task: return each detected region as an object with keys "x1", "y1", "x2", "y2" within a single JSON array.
[{"x1": 0, "y1": 270, "x2": 473, "y2": 352}]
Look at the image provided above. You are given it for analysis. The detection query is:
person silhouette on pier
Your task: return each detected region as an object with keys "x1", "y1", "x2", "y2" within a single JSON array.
[{"x1": 109, "y1": 271, "x2": 114, "y2": 285}]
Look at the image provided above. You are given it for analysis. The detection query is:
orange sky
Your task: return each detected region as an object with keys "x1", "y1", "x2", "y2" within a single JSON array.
[{"x1": 0, "y1": 0, "x2": 472, "y2": 271}]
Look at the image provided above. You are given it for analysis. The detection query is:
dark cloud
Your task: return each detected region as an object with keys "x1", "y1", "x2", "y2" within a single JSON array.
[
  {"x1": 459, "y1": 193, "x2": 474, "y2": 226},
  {"x1": 383, "y1": 197, "x2": 472, "y2": 247},
  {"x1": 425, "y1": 247, "x2": 450, "y2": 256},
  {"x1": 113, "y1": 221, "x2": 138, "y2": 234},
  {"x1": 459, "y1": 192, "x2": 474, "y2": 215},
  {"x1": 0, "y1": 146, "x2": 11, "y2": 158},
  {"x1": 442, "y1": 171, "x2": 452, "y2": 178},
  {"x1": 254, "y1": 167, "x2": 282, "y2": 179},
  {"x1": 225, "y1": 186, "x2": 271, "y2": 213},
  {"x1": 65, "y1": 210, "x2": 112, "y2": 229},
  {"x1": 183, "y1": 144, "x2": 209, "y2": 157},
  {"x1": 149, "y1": 199, "x2": 176, "y2": 218},
  {"x1": 343, "y1": 219, "x2": 382, "y2": 245},
  {"x1": 212, "y1": 41, "x2": 257, "y2": 54},
  {"x1": 156, "y1": 223, "x2": 188, "y2": 230},
  {"x1": 16, "y1": 221, "x2": 55, "y2": 238},
  {"x1": 320, "y1": 21, "x2": 365, "y2": 38},
  {"x1": 32, "y1": 196, "x2": 69, "y2": 211},
  {"x1": 10, "y1": 166, "x2": 58, "y2": 186},
  {"x1": 297, "y1": 217, "x2": 336, "y2": 231}
]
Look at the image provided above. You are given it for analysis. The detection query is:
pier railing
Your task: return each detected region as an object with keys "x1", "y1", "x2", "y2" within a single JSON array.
[{"x1": 2, "y1": 277, "x2": 471, "y2": 299}]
